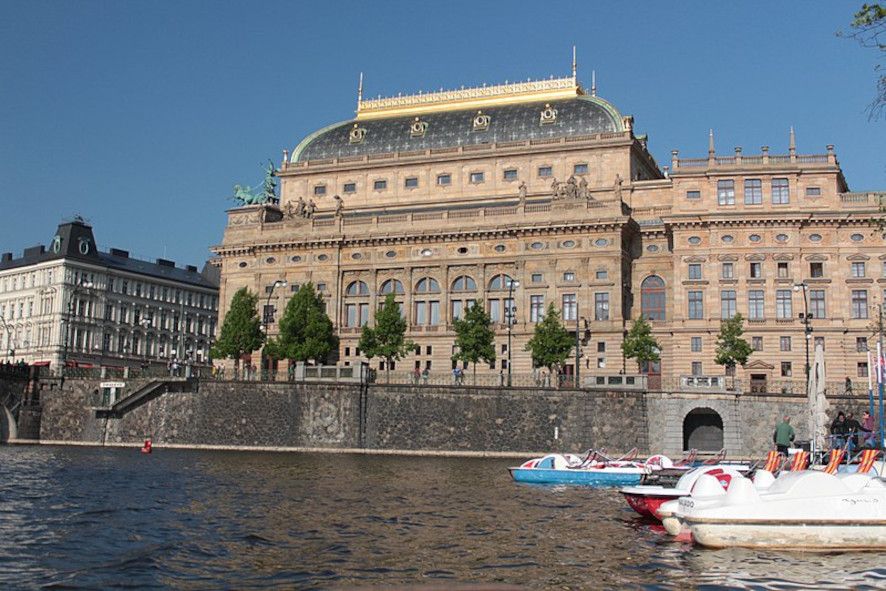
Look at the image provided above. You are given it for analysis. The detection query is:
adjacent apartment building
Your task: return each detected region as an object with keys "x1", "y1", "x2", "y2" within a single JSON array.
[
  {"x1": 213, "y1": 71, "x2": 884, "y2": 390},
  {"x1": 0, "y1": 218, "x2": 219, "y2": 370}
]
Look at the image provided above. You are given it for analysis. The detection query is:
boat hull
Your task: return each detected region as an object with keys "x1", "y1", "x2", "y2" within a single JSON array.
[
  {"x1": 622, "y1": 492, "x2": 680, "y2": 519},
  {"x1": 689, "y1": 521, "x2": 886, "y2": 550},
  {"x1": 508, "y1": 467, "x2": 644, "y2": 487}
]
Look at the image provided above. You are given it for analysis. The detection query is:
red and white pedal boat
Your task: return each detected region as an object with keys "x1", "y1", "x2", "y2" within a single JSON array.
[{"x1": 621, "y1": 464, "x2": 745, "y2": 520}]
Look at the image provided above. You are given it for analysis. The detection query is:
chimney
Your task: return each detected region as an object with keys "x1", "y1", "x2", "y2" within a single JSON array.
[
  {"x1": 156, "y1": 258, "x2": 175, "y2": 268},
  {"x1": 185, "y1": 264, "x2": 198, "y2": 273},
  {"x1": 109, "y1": 248, "x2": 129, "y2": 258},
  {"x1": 1, "y1": 253, "x2": 12, "y2": 263}
]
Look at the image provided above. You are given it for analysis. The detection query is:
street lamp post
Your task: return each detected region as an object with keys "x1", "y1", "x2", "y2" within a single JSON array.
[
  {"x1": 793, "y1": 282, "x2": 812, "y2": 391},
  {"x1": 506, "y1": 279, "x2": 519, "y2": 387},
  {"x1": 62, "y1": 279, "x2": 94, "y2": 377},
  {"x1": 261, "y1": 280, "x2": 287, "y2": 380},
  {"x1": 139, "y1": 317, "x2": 151, "y2": 372},
  {"x1": 0, "y1": 316, "x2": 11, "y2": 360}
]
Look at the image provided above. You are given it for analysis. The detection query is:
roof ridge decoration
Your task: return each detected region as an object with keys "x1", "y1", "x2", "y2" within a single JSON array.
[{"x1": 355, "y1": 75, "x2": 584, "y2": 120}]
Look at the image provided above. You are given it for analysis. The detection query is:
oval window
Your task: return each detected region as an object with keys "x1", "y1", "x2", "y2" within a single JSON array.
[
  {"x1": 775, "y1": 234, "x2": 788, "y2": 243},
  {"x1": 647, "y1": 244, "x2": 659, "y2": 253},
  {"x1": 749, "y1": 234, "x2": 762, "y2": 243},
  {"x1": 561, "y1": 240, "x2": 576, "y2": 248},
  {"x1": 291, "y1": 255, "x2": 302, "y2": 263},
  {"x1": 721, "y1": 235, "x2": 734, "y2": 243},
  {"x1": 78, "y1": 240, "x2": 90, "y2": 255},
  {"x1": 530, "y1": 242, "x2": 544, "y2": 250},
  {"x1": 420, "y1": 248, "x2": 433, "y2": 257},
  {"x1": 317, "y1": 254, "x2": 329, "y2": 261},
  {"x1": 238, "y1": 261, "x2": 247, "y2": 268},
  {"x1": 688, "y1": 236, "x2": 701, "y2": 245},
  {"x1": 385, "y1": 250, "x2": 396, "y2": 258},
  {"x1": 457, "y1": 246, "x2": 468, "y2": 255},
  {"x1": 351, "y1": 253, "x2": 362, "y2": 260},
  {"x1": 595, "y1": 238, "x2": 609, "y2": 247},
  {"x1": 265, "y1": 257, "x2": 276, "y2": 264},
  {"x1": 494, "y1": 244, "x2": 506, "y2": 253},
  {"x1": 809, "y1": 234, "x2": 822, "y2": 242},
  {"x1": 851, "y1": 233, "x2": 864, "y2": 242}
]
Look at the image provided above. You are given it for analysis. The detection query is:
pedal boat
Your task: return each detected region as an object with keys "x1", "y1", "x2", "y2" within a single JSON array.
[
  {"x1": 508, "y1": 451, "x2": 654, "y2": 487},
  {"x1": 621, "y1": 465, "x2": 745, "y2": 520}
]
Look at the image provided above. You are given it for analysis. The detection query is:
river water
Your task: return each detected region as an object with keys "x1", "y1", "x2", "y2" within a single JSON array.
[{"x1": 0, "y1": 446, "x2": 884, "y2": 590}]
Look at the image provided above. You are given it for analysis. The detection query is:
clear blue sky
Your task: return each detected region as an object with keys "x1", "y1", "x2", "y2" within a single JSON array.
[{"x1": 1, "y1": 1, "x2": 883, "y2": 267}]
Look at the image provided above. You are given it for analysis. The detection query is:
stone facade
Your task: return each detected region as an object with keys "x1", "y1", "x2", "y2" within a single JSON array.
[{"x1": 212, "y1": 73, "x2": 884, "y2": 392}]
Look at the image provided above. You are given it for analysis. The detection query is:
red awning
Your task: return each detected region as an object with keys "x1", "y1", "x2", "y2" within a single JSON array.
[{"x1": 31, "y1": 361, "x2": 51, "y2": 366}]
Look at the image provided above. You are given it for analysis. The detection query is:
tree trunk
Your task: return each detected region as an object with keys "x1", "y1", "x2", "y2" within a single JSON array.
[
  {"x1": 472, "y1": 362, "x2": 476, "y2": 386},
  {"x1": 386, "y1": 358, "x2": 391, "y2": 384}
]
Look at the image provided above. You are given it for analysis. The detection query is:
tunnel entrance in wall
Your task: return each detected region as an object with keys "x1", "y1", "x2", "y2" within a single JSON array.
[{"x1": 682, "y1": 407, "x2": 723, "y2": 451}]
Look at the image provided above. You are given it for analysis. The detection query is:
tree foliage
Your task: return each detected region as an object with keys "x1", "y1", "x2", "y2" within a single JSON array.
[
  {"x1": 622, "y1": 316, "x2": 660, "y2": 372},
  {"x1": 211, "y1": 287, "x2": 264, "y2": 370},
  {"x1": 358, "y1": 293, "x2": 414, "y2": 381},
  {"x1": 267, "y1": 282, "x2": 337, "y2": 363},
  {"x1": 525, "y1": 303, "x2": 573, "y2": 373},
  {"x1": 714, "y1": 313, "x2": 754, "y2": 371},
  {"x1": 840, "y1": 3, "x2": 885, "y2": 120},
  {"x1": 451, "y1": 301, "x2": 496, "y2": 379}
]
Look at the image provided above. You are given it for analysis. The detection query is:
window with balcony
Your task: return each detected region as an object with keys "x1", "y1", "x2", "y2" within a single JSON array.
[
  {"x1": 748, "y1": 290, "x2": 765, "y2": 320},
  {"x1": 688, "y1": 291, "x2": 704, "y2": 319},
  {"x1": 776, "y1": 289, "x2": 792, "y2": 319},
  {"x1": 721, "y1": 290, "x2": 737, "y2": 318},
  {"x1": 744, "y1": 178, "x2": 762, "y2": 204}
]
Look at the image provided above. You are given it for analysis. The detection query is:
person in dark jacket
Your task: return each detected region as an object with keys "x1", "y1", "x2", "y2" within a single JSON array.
[
  {"x1": 846, "y1": 412, "x2": 862, "y2": 451},
  {"x1": 830, "y1": 411, "x2": 849, "y2": 449}
]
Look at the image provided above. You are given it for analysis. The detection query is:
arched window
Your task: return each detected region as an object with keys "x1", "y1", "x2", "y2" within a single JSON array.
[
  {"x1": 346, "y1": 281, "x2": 369, "y2": 297},
  {"x1": 641, "y1": 275, "x2": 666, "y2": 321},
  {"x1": 379, "y1": 279, "x2": 404, "y2": 295},
  {"x1": 415, "y1": 277, "x2": 440, "y2": 293},
  {"x1": 451, "y1": 275, "x2": 477, "y2": 292},
  {"x1": 488, "y1": 274, "x2": 515, "y2": 290}
]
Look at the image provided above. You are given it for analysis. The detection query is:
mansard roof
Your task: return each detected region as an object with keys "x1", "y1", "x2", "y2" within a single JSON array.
[{"x1": 292, "y1": 77, "x2": 625, "y2": 162}]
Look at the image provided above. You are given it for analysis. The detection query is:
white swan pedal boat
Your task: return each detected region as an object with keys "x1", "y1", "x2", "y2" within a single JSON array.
[{"x1": 666, "y1": 470, "x2": 886, "y2": 549}]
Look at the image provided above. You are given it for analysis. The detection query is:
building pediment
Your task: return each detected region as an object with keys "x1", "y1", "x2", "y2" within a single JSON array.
[
  {"x1": 772, "y1": 254, "x2": 794, "y2": 261},
  {"x1": 745, "y1": 254, "x2": 766, "y2": 261},
  {"x1": 804, "y1": 254, "x2": 829, "y2": 261},
  {"x1": 718, "y1": 254, "x2": 738, "y2": 262},
  {"x1": 745, "y1": 359, "x2": 775, "y2": 370},
  {"x1": 683, "y1": 256, "x2": 707, "y2": 263},
  {"x1": 847, "y1": 254, "x2": 870, "y2": 261}
]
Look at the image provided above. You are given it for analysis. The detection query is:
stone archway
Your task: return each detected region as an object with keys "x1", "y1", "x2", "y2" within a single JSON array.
[
  {"x1": 0, "y1": 405, "x2": 17, "y2": 442},
  {"x1": 682, "y1": 407, "x2": 724, "y2": 451}
]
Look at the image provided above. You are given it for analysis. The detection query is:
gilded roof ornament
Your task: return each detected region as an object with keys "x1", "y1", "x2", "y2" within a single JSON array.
[
  {"x1": 349, "y1": 123, "x2": 367, "y2": 144},
  {"x1": 472, "y1": 110, "x2": 490, "y2": 131},
  {"x1": 539, "y1": 103, "x2": 558, "y2": 125},
  {"x1": 409, "y1": 117, "x2": 428, "y2": 138}
]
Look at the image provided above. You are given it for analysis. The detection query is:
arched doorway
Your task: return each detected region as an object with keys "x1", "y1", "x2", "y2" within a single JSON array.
[{"x1": 682, "y1": 407, "x2": 723, "y2": 451}]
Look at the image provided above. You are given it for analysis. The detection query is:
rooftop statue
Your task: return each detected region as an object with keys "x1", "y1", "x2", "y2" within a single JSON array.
[{"x1": 231, "y1": 160, "x2": 279, "y2": 206}]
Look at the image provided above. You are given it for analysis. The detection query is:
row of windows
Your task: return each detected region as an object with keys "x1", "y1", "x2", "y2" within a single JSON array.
[
  {"x1": 688, "y1": 260, "x2": 877, "y2": 280},
  {"x1": 684, "y1": 288, "x2": 875, "y2": 320},
  {"x1": 706, "y1": 178, "x2": 805, "y2": 205},
  {"x1": 0, "y1": 269, "x2": 53, "y2": 293},
  {"x1": 342, "y1": 272, "x2": 606, "y2": 297},
  {"x1": 313, "y1": 163, "x2": 593, "y2": 195},
  {"x1": 690, "y1": 334, "x2": 870, "y2": 354}
]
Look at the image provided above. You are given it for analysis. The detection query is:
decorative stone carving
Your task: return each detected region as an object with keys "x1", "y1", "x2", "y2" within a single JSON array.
[
  {"x1": 579, "y1": 176, "x2": 590, "y2": 201},
  {"x1": 518, "y1": 181, "x2": 527, "y2": 206},
  {"x1": 565, "y1": 175, "x2": 578, "y2": 199},
  {"x1": 334, "y1": 194, "x2": 344, "y2": 218},
  {"x1": 539, "y1": 103, "x2": 557, "y2": 125},
  {"x1": 410, "y1": 117, "x2": 428, "y2": 137},
  {"x1": 614, "y1": 174, "x2": 623, "y2": 200},
  {"x1": 306, "y1": 199, "x2": 316, "y2": 219},
  {"x1": 349, "y1": 124, "x2": 367, "y2": 144},
  {"x1": 472, "y1": 111, "x2": 490, "y2": 131}
]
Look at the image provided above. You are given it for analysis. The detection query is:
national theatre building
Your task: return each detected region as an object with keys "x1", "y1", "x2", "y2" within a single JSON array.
[{"x1": 214, "y1": 71, "x2": 884, "y2": 390}]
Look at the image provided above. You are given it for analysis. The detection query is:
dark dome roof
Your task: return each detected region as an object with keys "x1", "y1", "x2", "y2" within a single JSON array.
[{"x1": 292, "y1": 96, "x2": 624, "y2": 162}]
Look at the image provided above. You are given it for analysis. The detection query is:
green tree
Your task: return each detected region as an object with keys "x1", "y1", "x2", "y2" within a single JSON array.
[
  {"x1": 840, "y1": 3, "x2": 885, "y2": 119},
  {"x1": 451, "y1": 301, "x2": 496, "y2": 382},
  {"x1": 714, "y1": 313, "x2": 754, "y2": 375},
  {"x1": 358, "y1": 293, "x2": 414, "y2": 382},
  {"x1": 267, "y1": 283, "x2": 337, "y2": 365},
  {"x1": 622, "y1": 316, "x2": 660, "y2": 373},
  {"x1": 525, "y1": 303, "x2": 573, "y2": 380},
  {"x1": 210, "y1": 287, "x2": 265, "y2": 374}
]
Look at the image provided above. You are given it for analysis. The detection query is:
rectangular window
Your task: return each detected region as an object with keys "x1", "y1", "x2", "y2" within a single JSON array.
[
  {"x1": 772, "y1": 178, "x2": 790, "y2": 204},
  {"x1": 750, "y1": 262, "x2": 762, "y2": 278},
  {"x1": 776, "y1": 289, "x2": 793, "y2": 319},
  {"x1": 810, "y1": 262, "x2": 824, "y2": 278},
  {"x1": 852, "y1": 262, "x2": 866, "y2": 278},
  {"x1": 688, "y1": 264, "x2": 702, "y2": 280},
  {"x1": 752, "y1": 336, "x2": 763, "y2": 351},
  {"x1": 436, "y1": 174, "x2": 451, "y2": 186},
  {"x1": 538, "y1": 166, "x2": 553, "y2": 178},
  {"x1": 530, "y1": 295, "x2": 545, "y2": 322},
  {"x1": 858, "y1": 337, "x2": 869, "y2": 352},
  {"x1": 452, "y1": 300, "x2": 463, "y2": 321},
  {"x1": 859, "y1": 362, "x2": 869, "y2": 378},
  {"x1": 404, "y1": 177, "x2": 418, "y2": 188},
  {"x1": 781, "y1": 361, "x2": 792, "y2": 377},
  {"x1": 852, "y1": 290, "x2": 869, "y2": 319},
  {"x1": 780, "y1": 336, "x2": 792, "y2": 352},
  {"x1": 814, "y1": 336, "x2": 825, "y2": 351},
  {"x1": 686, "y1": 190, "x2": 701, "y2": 200},
  {"x1": 469, "y1": 172, "x2": 484, "y2": 184},
  {"x1": 503, "y1": 168, "x2": 518, "y2": 181},
  {"x1": 263, "y1": 304, "x2": 275, "y2": 325},
  {"x1": 531, "y1": 273, "x2": 543, "y2": 283},
  {"x1": 488, "y1": 299, "x2": 501, "y2": 323},
  {"x1": 688, "y1": 290, "x2": 704, "y2": 319},
  {"x1": 809, "y1": 289, "x2": 825, "y2": 319},
  {"x1": 691, "y1": 361, "x2": 703, "y2": 376},
  {"x1": 722, "y1": 262, "x2": 734, "y2": 279},
  {"x1": 806, "y1": 187, "x2": 821, "y2": 197},
  {"x1": 721, "y1": 290, "x2": 737, "y2": 318},
  {"x1": 415, "y1": 301, "x2": 427, "y2": 325},
  {"x1": 717, "y1": 179, "x2": 735, "y2": 205},
  {"x1": 313, "y1": 185, "x2": 327, "y2": 196},
  {"x1": 573, "y1": 163, "x2": 588, "y2": 175},
  {"x1": 373, "y1": 179, "x2": 387, "y2": 190},
  {"x1": 597, "y1": 341, "x2": 606, "y2": 352},
  {"x1": 748, "y1": 290, "x2": 765, "y2": 320},
  {"x1": 429, "y1": 301, "x2": 440, "y2": 326},
  {"x1": 562, "y1": 293, "x2": 577, "y2": 321},
  {"x1": 777, "y1": 262, "x2": 789, "y2": 278},
  {"x1": 564, "y1": 271, "x2": 576, "y2": 282},
  {"x1": 594, "y1": 292, "x2": 610, "y2": 321},
  {"x1": 744, "y1": 178, "x2": 762, "y2": 204},
  {"x1": 691, "y1": 336, "x2": 702, "y2": 352},
  {"x1": 343, "y1": 182, "x2": 356, "y2": 193}
]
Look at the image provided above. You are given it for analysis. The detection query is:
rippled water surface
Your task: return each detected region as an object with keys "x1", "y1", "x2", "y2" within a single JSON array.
[{"x1": 0, "y1": 446, "x2": 884, "y2": 590}]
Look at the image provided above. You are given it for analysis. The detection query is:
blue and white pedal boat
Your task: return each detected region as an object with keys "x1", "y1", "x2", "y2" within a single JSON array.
[{"x1": 508, "y1": 453, "x2": 651, "y2": 487}]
